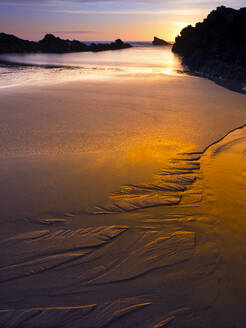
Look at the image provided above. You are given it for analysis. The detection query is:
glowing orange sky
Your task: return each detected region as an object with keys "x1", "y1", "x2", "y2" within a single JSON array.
[{"x1": 0, "y1": 1, "x2": 245, "y2": 41}]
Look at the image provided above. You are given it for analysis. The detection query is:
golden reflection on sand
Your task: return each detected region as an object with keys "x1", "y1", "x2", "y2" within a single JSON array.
[
  {"x1": 1, "y1": 46, "x2": 246, "y2": 327},
  {"x1": 2, "y1": 124, "x2": 246, "y2": 327},
  {"x1": 80, "y1": 125, "x2": 246, "y2": 325}
]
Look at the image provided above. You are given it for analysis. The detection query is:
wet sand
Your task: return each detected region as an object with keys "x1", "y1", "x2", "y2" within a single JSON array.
[{"x1": 1, "y1": 70, "x2": 246, "y2": 327}]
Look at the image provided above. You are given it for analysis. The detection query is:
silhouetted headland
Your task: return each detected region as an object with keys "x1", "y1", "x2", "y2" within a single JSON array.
[
  {"x1": 152, "y1": 36, "x2": 171, "y2": 46},
  {"x1": 0, "y1": 33, "x2": 132, "y2": 54},
  {"x1": 172, "y1": 6, "x2": 246, "y2": 92}
]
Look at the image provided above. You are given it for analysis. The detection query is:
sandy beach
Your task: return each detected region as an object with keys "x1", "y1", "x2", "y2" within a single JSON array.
[{"x1": 1, "y1": 46, "x2": 246, "y2": 327}]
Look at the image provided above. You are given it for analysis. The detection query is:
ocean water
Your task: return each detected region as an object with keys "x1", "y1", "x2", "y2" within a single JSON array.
[{"x1": 0, "y1": 43, "x2": 182, "y2": 88}]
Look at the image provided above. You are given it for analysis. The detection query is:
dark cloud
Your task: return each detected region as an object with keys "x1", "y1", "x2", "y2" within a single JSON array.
[
  {"x1": 1, "y1": 0, "x2": 120, "y2": 3},
  {"x1": 0, "y1": 0, "x2": 189, "y2": 4},
  {"x1": 0, "y1": 0, "x2": 244, "y2": 9},
  {"x1": 46, "y1": 30, "x2": 97, "y2": 34}
]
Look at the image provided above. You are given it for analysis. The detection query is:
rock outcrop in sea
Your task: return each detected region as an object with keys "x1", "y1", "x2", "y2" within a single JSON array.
[
  {"x1": 0, "y1": 33, "x2": 132, "y2": 54},
  {"x1": 172, "y1": 6, "x2": 246, "y2": 91},
  {"x1": 152, "y1": 36, "x2": 170, "y2": 46}
]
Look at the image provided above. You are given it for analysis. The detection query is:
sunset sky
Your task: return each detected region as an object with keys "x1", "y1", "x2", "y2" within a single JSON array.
[{"x1": 0, "y1": 0, "x2": 245, "y2": 42}]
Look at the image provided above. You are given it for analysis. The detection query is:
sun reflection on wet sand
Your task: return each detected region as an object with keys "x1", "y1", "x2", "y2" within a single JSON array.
[
  {"x1": 3, "y1": 125, "x2": 246, "y2": 326},
  {"x1": 1, "y1": 46, "x2": 246, "y2": 327}
]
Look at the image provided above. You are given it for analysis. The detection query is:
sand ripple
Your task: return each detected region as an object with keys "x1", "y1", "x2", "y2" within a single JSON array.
[{"x1": 3, "y1": 126, "x2": 246, "y2": 326}]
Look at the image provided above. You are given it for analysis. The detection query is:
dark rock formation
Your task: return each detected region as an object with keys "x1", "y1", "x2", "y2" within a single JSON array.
[
  {"x1": 38, "y1": 34, "x2": 87, "y2": 53},
  {"x1": 172, "y1": 6, "x2": 246, "y2": 91},
  {"x1": 152, "y1": 36, "x2": 170, "y2": 46},
  {"x1": 0, "y1": 33, "x2": 132, "y2": 54},
  {"x1": 0, "y1": 33, "x2": 37, "y2": 53}
]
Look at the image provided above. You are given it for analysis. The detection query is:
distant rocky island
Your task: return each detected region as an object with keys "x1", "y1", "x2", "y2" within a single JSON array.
[
  {"x1": 0, "y1": 33, "x2": 132, "y2": 54},
  {"x1": 172, "y1": 6, "x2": 246, "y2": 92},
  {"x1": 152, "y1": 36, "x2": 170, "y2": 46}
]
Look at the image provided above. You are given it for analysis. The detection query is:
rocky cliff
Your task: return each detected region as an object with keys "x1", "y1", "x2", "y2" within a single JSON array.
[
  {"x1": 172, "y1": 6, "x2": 246, "y2": 91},
  {"x1": 0, "y1": 33, "x2": 132, "y2": 54},
  {"x1": 152, "y1": 36, "x2": 170, "y2": 46}
]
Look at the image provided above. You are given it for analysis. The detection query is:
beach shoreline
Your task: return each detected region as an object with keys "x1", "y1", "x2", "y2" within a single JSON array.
[{"x1": 1, "y1": 45, "x2": 246, "y2": 327}]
